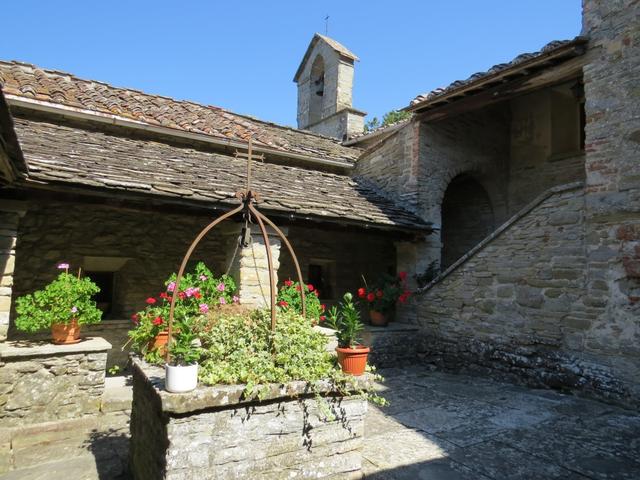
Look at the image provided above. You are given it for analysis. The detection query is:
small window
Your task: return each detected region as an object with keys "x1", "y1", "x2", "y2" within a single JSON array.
[
  {"x1": 308, "y1": 263, "x2": 333, "y2": 300},
  {"x1": 85, "y1": 271, "x2": 115, "y2": 317}
]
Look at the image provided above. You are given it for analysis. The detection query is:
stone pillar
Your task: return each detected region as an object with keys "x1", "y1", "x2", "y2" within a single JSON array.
[
  {"x1": 0, "y1": 201, "x2": 26, "y2": 341},
  {"x1": 227, "y1": 224, "x2": 283, "y2": 308},
  {"x1": 581, "y1": 0, "x2": 640, "y2": 392}
]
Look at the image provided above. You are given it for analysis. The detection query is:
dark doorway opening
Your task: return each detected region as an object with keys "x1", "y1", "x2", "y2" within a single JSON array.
[{"x1": 441, "y1": 175, "x2": 495, "y2": 270}]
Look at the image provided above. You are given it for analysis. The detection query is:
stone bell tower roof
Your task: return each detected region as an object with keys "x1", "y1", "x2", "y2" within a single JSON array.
[{"x1": 293, "y1": 33, "x2": 359, "y2": 82}]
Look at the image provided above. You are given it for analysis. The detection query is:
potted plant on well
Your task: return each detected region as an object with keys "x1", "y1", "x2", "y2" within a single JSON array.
[
  {"x1": 358, "y1": 272, "x2": 411, "y2": 326},
  {"x1": 127, "y1": 262, "x2": 238, "y2": 361},
  {"x1": 165, "y1": 319, "x2": 202, "y2": 393},
  {"x1": 14, "y1": 263, "x2": 102, "y2": 344},
  {"x1": 325, "y1": 292, "x2": 369, "y2": 376}
]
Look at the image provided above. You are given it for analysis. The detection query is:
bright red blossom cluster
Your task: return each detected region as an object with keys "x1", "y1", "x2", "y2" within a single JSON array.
[{"x1": 358, "y1": 272, "x2": 412, "y2": 306}]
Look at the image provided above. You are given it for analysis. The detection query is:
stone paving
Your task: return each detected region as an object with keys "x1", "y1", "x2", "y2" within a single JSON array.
[
  {"x1": 2, "y1": 368, "x2": 639, "y2": 479},
  {"x1": 365, "y1": 366, "x2": 640, "y2": 479}
]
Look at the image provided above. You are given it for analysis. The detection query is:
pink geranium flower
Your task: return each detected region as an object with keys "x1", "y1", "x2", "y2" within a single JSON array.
[
  {"x1": 219, "y1": 297, "x2": 226, "y2": 305},
  {"x1": 167, "y1": 281, "x2": 176, "y2": 293},
  {"x1": 232, "y1": 296, "x2": 240, "y2": 304},
  {"x1": 57, "y1": 263, "x2": 69, "y2": 270},
  {"x1": 199, "y1": 303, "x2": 209, "y2": 314},
  {"x1": 217, "y1": 283, "x2": 225, "y2": 292}
]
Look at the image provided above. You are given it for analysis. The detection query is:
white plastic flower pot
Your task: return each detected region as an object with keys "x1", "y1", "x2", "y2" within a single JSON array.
[{"x1": 165, "y1": 363, "x2": 198, "y2": 393}]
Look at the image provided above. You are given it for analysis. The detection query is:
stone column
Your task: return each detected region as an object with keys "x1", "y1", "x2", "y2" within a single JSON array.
[
  {"x1": 581, "y1": 0, "x2": 640, "y2": 393},
  {"x1": 226, "y1": 224, "x2": 283, "y2": 308},
  {"x1": 0, "y1": 201, "x2": 26, "y2": 341}
]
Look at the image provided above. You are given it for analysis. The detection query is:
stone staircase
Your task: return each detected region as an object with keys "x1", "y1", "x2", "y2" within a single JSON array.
[{"x1": 0, "y1": 377, "x2": 132, "y2": 480}]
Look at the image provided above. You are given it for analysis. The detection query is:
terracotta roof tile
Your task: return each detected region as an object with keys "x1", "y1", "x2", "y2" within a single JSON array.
[{"x1": 0, "y1": 61, "x2": 359, "y2": 165}]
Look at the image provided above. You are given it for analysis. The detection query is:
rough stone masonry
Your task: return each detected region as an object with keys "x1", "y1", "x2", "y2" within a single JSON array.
[{"x1": 129, "y1": 358, "x2": 368, "y2": 480}]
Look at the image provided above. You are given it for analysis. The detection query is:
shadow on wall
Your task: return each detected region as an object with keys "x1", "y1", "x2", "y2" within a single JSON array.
[{"x1": 83, "y1": 428, "x2": 131, "y2": 480}]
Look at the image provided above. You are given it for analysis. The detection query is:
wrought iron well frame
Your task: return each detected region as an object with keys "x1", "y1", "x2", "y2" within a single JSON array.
[{"x1": 165, "y1": 138, "x2": 307, "y2": 363}]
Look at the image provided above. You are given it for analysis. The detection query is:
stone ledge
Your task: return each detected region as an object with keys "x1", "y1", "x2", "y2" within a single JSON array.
[
  {"x1": 132, "y1": 357, "x2": 372, "y2": 415},
  {"x1": 0, "y1": 337, "x2": 112, "y2": 360}
]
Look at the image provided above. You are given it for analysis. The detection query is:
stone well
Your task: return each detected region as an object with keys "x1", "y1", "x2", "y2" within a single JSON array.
[{"x1": 129, "y1": 357, "x2": 369, "y2": 479}]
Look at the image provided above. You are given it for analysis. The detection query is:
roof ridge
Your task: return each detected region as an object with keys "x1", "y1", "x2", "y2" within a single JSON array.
[{"x1": 0, "y1": 59, "x2": 360, "y2": 153}]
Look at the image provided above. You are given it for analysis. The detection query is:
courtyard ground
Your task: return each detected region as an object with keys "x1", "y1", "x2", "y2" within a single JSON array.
[{"x1": 2, "y1": 367, "x2": 639, "y2": 479}]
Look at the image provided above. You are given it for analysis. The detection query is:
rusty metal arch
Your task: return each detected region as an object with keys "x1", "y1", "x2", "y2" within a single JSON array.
[{"x1": 165, "y1": 139, "x2": 306, "y2": 363}]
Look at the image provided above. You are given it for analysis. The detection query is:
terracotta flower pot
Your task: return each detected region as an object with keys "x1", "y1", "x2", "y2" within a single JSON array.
[
  {"x1": 51, "y1": 318, "x2": 81, "y2": 344},
  {"x1": 369, "y1": 310, "x2": 388, "y2": 327},
  {"x1": 149, "y1": 330, "x2": 169, "y2": 354},
  {"x1": 336, "y1": 345, "x2": 370, "y2": 376}
]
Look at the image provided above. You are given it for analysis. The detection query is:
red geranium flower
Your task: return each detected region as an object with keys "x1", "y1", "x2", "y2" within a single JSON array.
[
  {"x1": 366, "y1": 292, "x2": 375, "y2": 302},
  {"x1": 319, "y1": 315, "x2": 326, "y2": 322},
  {"x1": 194, "y1": 291, "x2": 202, "y2": 299},
  {"x1": 159, "y1": 292, "x2": 168, "y2": 299},
  {"x1": 178, "y1": 291, "x2": 186, "y2": 300},
  {"x1": 376, "y1": 289, "x2": 383, "y2": 298},
  {"x1": 152, "y1": 316, "x2": 163, "y2": 326},
  {"x1": 399, "y1": 271, "x2": 408, "y2": 281},
  {"x1": 131, "y1": 313, "x2": 139, "y2": 323},
  {"x1": 313, "y1": 290, "x2": 319, "y2": 297},
  {"x1": 321, "y1": 304, "x2": 326, "y2": 311},
  {"x1": 146, "y1": 297, "x2": 156, "y2": 305},
  {"x1": 295, "y1": 285, "x2": 301, "y2": 291},
  {"x1": 278, "y1": 300, "x2": 288, "y2": 307},
  {"x1": 357, "y1": 288, "x2": 366, "y2": 298},
  {"x1": 284, "y1": 279, "x2": 293, "y2": 287},
  {"x1": 307, "y1": 284, "x2": 314, "y2": 292}
]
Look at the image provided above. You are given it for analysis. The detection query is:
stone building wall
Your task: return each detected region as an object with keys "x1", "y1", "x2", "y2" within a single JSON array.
[
  {"x1": 278, "y1": 224, "x2": 397, "y2": 304},
  {"x1": 354, "y1": 121, "x2": 421, "y2": 214},
  {"x1": 509, "y1": 87, "x2": 586, "y2": 213},
  {"x1": 415, "y1": 184, "x2": 638, "y2": 405},
  {"x1": 11, "y1": 201, "x2": 232, "y2": 323},
  {"x1": 580, "y1": 0, "x2": 640, "y2": 400}
]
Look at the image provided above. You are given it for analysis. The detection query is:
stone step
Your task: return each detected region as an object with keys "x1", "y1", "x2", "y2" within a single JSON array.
[{"x1": 0, "y1": 453, "x2": 129, "y2": 480}]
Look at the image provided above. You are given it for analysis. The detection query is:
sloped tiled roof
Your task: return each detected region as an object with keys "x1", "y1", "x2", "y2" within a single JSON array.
[
  {"x1": 408, "y1": 37, "x2": 587, "y2": 111},
  {"x1": 0, "y1": 61, "x2": 360, "y2": 165},
  {"x1": 13, "y1": 117, "x2": 430, "y2": 231}
]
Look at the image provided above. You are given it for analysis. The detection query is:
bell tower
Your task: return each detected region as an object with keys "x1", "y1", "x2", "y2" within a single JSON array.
[{"x1": 294, "y1": 33, "x2": 366, "y2": 141}]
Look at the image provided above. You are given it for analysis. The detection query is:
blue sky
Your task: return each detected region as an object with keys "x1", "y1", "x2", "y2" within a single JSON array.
[{"x1": 1, "y1": 1, "x2": 582, "y2": 128}]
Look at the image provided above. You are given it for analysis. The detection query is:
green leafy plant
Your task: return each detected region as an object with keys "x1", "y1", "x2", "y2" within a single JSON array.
[
  {"x1": 364, "y1": 109, "x2": 412, "y2": 132},
  {"x1": 358, "y1": 272, "x2": 410, "y2": 314},
  {"x1": 276, "y1": 279, "x2": 325, "y2": 323},
  {"x1": 14, "y1": 264, "x2": 102, "y2": 333},
  {"x1": 195, "y1": 307, "x2": 386, "y2": 406},
  {"x1": 127, "y1": 262, "x2": 238, "y2": 361},
  {"x1": 167, "y1": 316, "x2": 202, "y2": 366},
  {"x1": 107, "y1": 365, "x2": 121, "y2": 376},
  {"x1": 325, "y1": 292, "x2": 365, "y2": 348}
]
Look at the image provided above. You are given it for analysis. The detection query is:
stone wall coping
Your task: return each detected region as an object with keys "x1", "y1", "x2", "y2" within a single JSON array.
[
  {"x1": 0, "y1": 336, "x2": 112, "y2": 359},
  {"x1": 418, "y1": 181, "x2": 585, "y2": 294},
  {"x1": 132, "y1": 356, "x2": 372, "y2": 415}
]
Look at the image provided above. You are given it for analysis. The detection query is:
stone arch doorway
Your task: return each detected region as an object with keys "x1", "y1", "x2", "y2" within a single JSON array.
[{"x1": 441, "y1": 174, "x2": 495, "y2": 270}]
